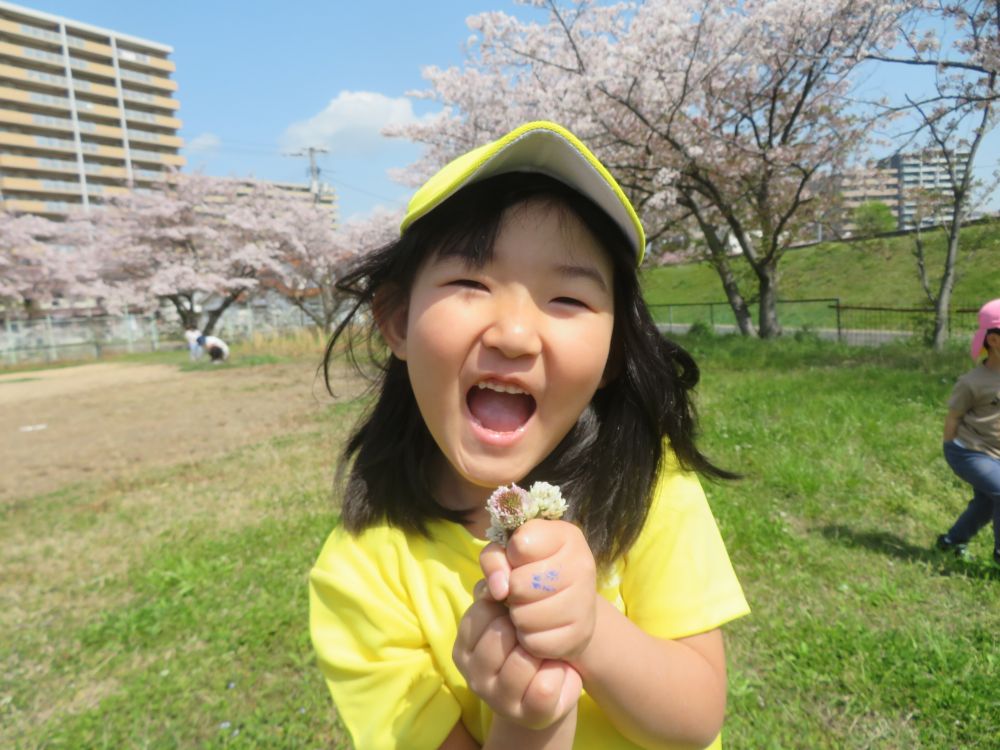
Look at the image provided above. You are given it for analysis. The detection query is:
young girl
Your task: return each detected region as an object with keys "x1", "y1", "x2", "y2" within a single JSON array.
[
  {"x1": 936, "y1": 298, "x2": 1000, "y2": 567},
  {"x1": 309, "y1": 121, "x2": 750, "y2": 750}
]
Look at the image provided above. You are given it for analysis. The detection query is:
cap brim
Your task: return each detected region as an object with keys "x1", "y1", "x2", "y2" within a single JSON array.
[{"x1": 401, "y1": 121, "x2": 646, "y2": 264}]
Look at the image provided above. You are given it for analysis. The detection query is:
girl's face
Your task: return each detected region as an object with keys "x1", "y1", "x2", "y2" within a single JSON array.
[{"x1": 384, "y1": 201, "x2": 615, "y2": 518}]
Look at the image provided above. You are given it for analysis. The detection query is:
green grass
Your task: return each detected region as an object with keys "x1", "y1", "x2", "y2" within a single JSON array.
[
  {"x1": 642, "y1": 220, "x2": 1000, "y2": 312},
  {"x1": 3, "y1": 342, "x2": 998, "y2": 748},
  {"x1": 684, "y1": 334, "x2": 1000, "y2": 748}
]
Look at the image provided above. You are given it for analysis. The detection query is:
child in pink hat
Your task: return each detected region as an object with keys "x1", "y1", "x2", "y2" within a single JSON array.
[{"x1": 936, "y1": 298, "x2": 1000, "y2": 566}]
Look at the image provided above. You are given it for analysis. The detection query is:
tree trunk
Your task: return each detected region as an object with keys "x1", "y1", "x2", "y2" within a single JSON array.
[
  {"x1": 166, "y1": 294, "x2": 199, "y2": 331},
  {"x1": 756, "y1": 263, "x2": 782, "y2": 339},
  {"x1": 932, "y1": 216, "x2": 962, "y2": 351},
  {"x1": 687, "y1": 199, "x2": 755, "y2": 336},
  {"x1": 202, "y1": 291, "x2": 242, "y2": 337},
  {"x1": 709, "y1": 255, "x2": 755, "y2": 336}
]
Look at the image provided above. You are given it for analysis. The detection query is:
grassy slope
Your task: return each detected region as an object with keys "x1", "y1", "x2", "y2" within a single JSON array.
[
  {"x1": 3, "y1": 342, "x2": 999, "y2": 748},
  {"x1": 642, "y1": 221, "x2": 1000, "y2": 308}
]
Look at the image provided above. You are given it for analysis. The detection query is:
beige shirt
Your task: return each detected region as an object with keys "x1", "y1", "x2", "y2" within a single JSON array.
[{"x1": 949, "y1": 364, "x2": 1000, "y2": 459}]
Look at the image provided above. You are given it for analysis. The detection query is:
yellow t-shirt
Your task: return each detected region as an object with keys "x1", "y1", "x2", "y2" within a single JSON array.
[{"x1": 309, "y1": 461, "x2": 750, "y2": 750}]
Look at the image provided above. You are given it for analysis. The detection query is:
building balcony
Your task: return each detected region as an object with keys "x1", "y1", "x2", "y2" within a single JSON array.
[
  {"x1": 71, "y1": 77, "x2": 123, "y2": 103},
  {"x1": 0, "y1": 153, "x2": 76, "y2": 174},
  {"x1": 0, "y1": 174, "x2": 83, "y2": 196},
  {"x1": 0, "y1": 196, "x2": 79, "y2": 215},
  {"x1": 117, "y1": 67, "x2": 178, "y2": 93},
  {"x1": 0, "y1": 40, "x2": 65, "y2": 73},
  {"x1": 126, "y1": 128, "x2": 182, "y2": 148},
  {"x1": 129, "y1": 148, "x2": 184, "y2": 167},
  {"x1": 68, "y1": 55, "x2": 117, "y2": 81},
  {"x1": 0, "y1": 131, "x2": 128, "y2": 159},
  {"x1": 117, "y1": 48, "x2": 175, "y2": 74},
  {"x1": 119, "y1": 86, "x2": 179, "y2": 111},
  {"x1": 124, "y1": 107, "x2": 181, "y2": 130},
  {"x1": 1, "y1": 87, "x2": 125, "y2": 122},
  {"x1": 0, "y1": 108, "x2": 127, "y2": 141},
  {"x1": 0, "y1": 62, "x2": 68, "y2": 93}
]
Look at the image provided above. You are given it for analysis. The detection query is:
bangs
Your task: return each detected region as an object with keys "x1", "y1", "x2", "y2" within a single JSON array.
[{"x1": 408, "y1": 172, "x2": 633, "y2": 275}]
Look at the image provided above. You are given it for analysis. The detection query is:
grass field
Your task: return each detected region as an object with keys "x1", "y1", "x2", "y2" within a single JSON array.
[
  {"x1": 641, "y1": 220, "x2": 1000, "y2": 317},
  {"x1": 2, "y1": 335, "x2": 998, "y2": 748}
]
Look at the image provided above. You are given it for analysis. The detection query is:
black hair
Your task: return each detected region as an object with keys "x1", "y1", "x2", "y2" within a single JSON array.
[{"x1": 323, "y1": 172, "x2": 734, "y2": 567}]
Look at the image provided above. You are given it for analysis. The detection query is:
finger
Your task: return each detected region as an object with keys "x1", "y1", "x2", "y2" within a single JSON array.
[
  {"x1": 507, "y1": 593, "x2": 575, "y2": 635},
  {"x1": 521, "y1": 660, "x2": 574, "y2": 728},
  {"x1": 495, "y1": 644, "x2": 543, "y2": 713},
  {"x1": 473, "y1": 578, "x2": 490, "y2": 601},
  {"x1": 507, "y1": 561, "x2": 566, "y2": 605},
  {"x1": 480, "y1": 542, "x2": 513, "y2": 601},
  {"x1": 506, "y1": 519, "x2": 575, "y2": 568},
  {"x1": 456, "y1": 596, "x2": 509, "y2": 654},
  {"x1": 469, "y1": 613, "x2": 518, "y2": 673},
  {"x1": 454, "y1": 604, "x2": 510, "y2": 684}
]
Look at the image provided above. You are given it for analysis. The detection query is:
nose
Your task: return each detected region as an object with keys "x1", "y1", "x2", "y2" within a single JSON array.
[{"x1": 481, "y1": 291, "x2": 542, "y2": 359}]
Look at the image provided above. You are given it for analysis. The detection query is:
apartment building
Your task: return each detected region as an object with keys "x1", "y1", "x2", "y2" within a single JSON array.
[
  {"x1": 838, "y1": 149, "x2": 973, "y2": 232},
  {"x1": 0, "y1": 1, "x2": 183, "y2": 217},
  {"x1": 879, "y1": 150, "x2": 971, "y2": 229},
  {"x1": 840, "y1": 166, "x2": 900, "y2": 216}
]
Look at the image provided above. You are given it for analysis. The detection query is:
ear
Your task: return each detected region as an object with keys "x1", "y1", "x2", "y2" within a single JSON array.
[
  {"x1": 373, "y1": 286, "x2": 409, "y2": 360},
  {"x1": 986, "y1": 330, "x2": 1000, "y2": 355}
]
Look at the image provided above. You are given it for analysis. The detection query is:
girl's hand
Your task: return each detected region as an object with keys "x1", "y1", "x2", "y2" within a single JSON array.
[
  {"x1": 453, "y1": 579, "x2": 582, "y2": 729},
  {"x1": 481, "y1": 519, "x2": 598, "y2": 664}
]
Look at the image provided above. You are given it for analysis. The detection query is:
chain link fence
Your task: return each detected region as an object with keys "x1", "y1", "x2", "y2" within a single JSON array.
[
  {"x1": 3, "y1": 299, "x2": 984, "y2": 366},
  {"x1": 1, "y1": 303, "x2": 316, "y2": 366},
  {"x1": 649, "y1": 299, "x2": 982, "y2": 346}
]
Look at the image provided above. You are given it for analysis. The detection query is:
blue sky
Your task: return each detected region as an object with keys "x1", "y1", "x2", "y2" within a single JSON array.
[{"x1": 18, "y1": 1, "x2": 1000, "y2": 219}]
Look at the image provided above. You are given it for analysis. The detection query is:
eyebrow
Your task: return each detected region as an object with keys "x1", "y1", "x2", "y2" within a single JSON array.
[{"x1": 553, "y1": 263, "x2": 610, "y2": 293}]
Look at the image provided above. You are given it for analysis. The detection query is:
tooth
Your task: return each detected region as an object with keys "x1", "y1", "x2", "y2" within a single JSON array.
[{"x1": 475, "y1": 380, "x2": 527, "y2": 395}]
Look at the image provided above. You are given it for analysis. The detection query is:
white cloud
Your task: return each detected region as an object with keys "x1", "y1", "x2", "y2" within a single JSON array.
[
  {"x1": 279, "y1": 91, "x2": 429, "y2": 155},
  {"x1": 185, "y1": 132, "x2": 221, "y2": 153}
]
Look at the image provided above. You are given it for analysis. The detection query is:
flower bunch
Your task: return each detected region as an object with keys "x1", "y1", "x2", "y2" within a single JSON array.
[{"x1": 485, "y1": 481, "x2": 568, "y2": 546}]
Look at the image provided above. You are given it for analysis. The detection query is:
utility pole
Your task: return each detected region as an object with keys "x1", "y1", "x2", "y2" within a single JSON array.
[{"x1": 286, "y1": 146, "x2": 329, "y2": 203}]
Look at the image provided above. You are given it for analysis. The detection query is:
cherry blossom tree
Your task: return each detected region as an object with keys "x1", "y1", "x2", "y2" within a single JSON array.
[
  {"x1": 263, "y1": 204, "x2": 401, "y2": 330},
  {"x1": 91, "y1": 174, "x2": 288, "y2": 335},
  {"x1": 0, "y1": 211, "x2": 110, "y2": 318},
  {"x1": 866, "y1": 0, "x2": 999, "y2": 349},
  {"x1": 388, "y1": 0, "x2": 907, "y2": 337}
]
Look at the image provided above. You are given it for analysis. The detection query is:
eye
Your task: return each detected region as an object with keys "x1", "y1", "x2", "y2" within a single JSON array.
[
  {"x1": 553, "y1": 296, "x2": 588, "y2": 308},
  {"x1": 448, "y1": 278, "x2": 488, "y2": 291}
]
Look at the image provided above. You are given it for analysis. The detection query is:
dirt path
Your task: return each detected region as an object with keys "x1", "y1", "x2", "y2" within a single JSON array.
[{"x1": 0, "y1": 361, "x2": 360, "y2": 501}]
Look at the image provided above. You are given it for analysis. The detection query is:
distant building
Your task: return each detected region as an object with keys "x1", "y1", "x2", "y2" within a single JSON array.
[
  {"x1": 0, "y1": 0, "x2": 183, "y2": 218},
  {"x1": 256, "y1": 179, "x2": 337, "y2": 218},
  {"x1": 879, "y1": 150, "x2": 972, "y2": 229},
  {"x1": 839, "y1": 149, "x2": 973, "y2": 233},
  {"x1": 840, "y1": 164, "x2": 900, "y2": 222}
]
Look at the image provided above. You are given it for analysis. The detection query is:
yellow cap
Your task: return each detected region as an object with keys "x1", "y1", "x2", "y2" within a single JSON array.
[{"x1": 400, "y1": 121, "x2": 646, "y2": 265}]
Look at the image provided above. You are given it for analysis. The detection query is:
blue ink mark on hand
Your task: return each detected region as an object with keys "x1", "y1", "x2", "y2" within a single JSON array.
[{"x1": 531, "y1": 572, "x2": 556, "y2": 592}]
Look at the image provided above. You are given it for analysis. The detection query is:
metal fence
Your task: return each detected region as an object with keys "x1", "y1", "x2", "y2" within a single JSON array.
[
  {"x1": 649, "y1": 298, "x2": 982, "y2": 346},
  {"x1": 3, "y1": 298, "x2": 984, "y2": 366},
  {"x1": 1, "y1": 304, "x2": 317, "y2": 366}
]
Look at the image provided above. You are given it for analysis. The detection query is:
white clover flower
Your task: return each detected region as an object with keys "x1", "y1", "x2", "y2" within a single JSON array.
[
  {"x1": 484, "y1": 481, "x2": 567, "y2": 547},
  {"x1": 527, "y1": 482, "x2": 567, "y2": 520}
]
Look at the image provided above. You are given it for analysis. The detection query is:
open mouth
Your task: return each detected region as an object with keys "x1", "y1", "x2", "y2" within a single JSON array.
[{"x1": 466, "y1": 380, "x2": 537, "y2": 434}]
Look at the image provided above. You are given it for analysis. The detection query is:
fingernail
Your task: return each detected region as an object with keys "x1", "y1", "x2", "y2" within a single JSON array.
[{"x1": 487, "y1": 571, "x2": 508, "y2": 600}]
